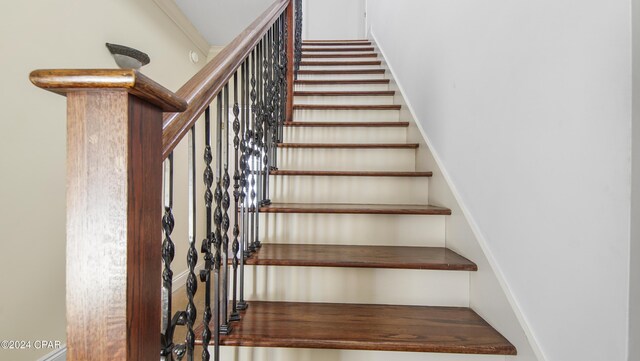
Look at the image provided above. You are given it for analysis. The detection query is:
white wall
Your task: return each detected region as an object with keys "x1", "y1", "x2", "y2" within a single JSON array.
[
  {"x1": 367, "y1": 1, "x2": 631, "y2": 361},
  {"x1": 0, "y1": 1, "x2": 206, "y2": 360},
  {"x1": 302, "y1": 0, "x2": 365, "y2": 40},
  {"x1": 631, "y1": 0, "x2": 640, "y2": 359}
]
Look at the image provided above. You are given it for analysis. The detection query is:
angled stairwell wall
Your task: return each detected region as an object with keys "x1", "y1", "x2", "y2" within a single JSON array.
[{"x1": 366, "y1": 1, "x2": 632, "y2": 361}]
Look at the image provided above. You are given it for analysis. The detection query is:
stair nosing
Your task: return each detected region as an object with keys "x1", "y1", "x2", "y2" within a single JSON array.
[
  {"x1": 278, "y1": 143, "x2": 418, "y2": 149},
  {"x1": 295, "y1": 79, "x2": 390, "y2": 84},
  {"x1": 284, "y1": 121, "x2": 409, "y2": 127},
  {"x1": 258, "y1": 203, "x2": 452, "y2": 215},
  {"x1": 294, "y1": 104, "x2": 401, "y2": 110},
  {"x1": 270, "y1": 170, "x2": 432, "y2": 177}
]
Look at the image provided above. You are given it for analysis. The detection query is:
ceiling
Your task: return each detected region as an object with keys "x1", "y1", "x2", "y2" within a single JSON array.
[{"x1": 175, "y1": 0, "x2": 274, "y2": 46}]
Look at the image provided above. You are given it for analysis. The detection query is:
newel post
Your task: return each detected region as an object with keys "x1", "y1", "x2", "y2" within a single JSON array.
[
  {"x1": 30, "y1": 69, "x2": 187, "y2": 361},
  {"x1": 285, "y1": 0, "x2": 295, "y2": 122}
]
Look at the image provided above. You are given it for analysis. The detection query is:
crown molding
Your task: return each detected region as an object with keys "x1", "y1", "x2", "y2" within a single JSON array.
[{"x1": 152, "y1": 0, "x2": 210, "y2": 55}]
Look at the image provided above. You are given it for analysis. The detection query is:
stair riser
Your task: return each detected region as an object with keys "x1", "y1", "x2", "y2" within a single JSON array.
[
  {"x1": 277, "y1": 148, "x2": 415, "y2": 171},
  {"x1": 294, "y1": 109, "x2": 400, "y2": 122},
  {"x1": 269, "y1": 176, "x2": 428, "y2": 204},
  {"x1": 294, "y1": 95, "x2": 394, "y2": 105},
  {"x1": 300, "y1": 65, "x2": 382, "y2": 71},
  {"x1": 260, "y1": 213, "x2": 445, "y2": 246},
  {"x1": 221, "y1": 348, "x2": 508, "y2": 361},
  {"x1": 295, "y1": 83, "x2": 390, "y2": 92},
  {"x1": 242, "y1": 266, "x2": 469, "y2": 306},
  {"x1": 283, "y1": 126, "x2": 406, "y2": 143},
  {"x1": 297, "y1": 73, "x2": 386, "y2": 80},
  {"x1": 301, "y1": 56, "x2": 378, "y2": 62}
]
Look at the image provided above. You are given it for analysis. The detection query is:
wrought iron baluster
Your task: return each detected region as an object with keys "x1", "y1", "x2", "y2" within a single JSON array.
[
  {"x1": 185, "y1": 126, "x2": 198, "y2": 361},
  {"x1": 220, "y1": 84, "x2": 233, "y2": 335},
  {"x1": 254, "y1": 39, "x2": 264, "y2": 249},
  {"x1": 161, "y1": 153, "x2": 178, "y2": 361},
  {"x1": 294, "y1": 0, "x2": 303, "y2": 79},
  {"x1": 213, "y1": 92, "x2": 223, "y2": 361},
  {"x1": 199, "y1": 107, "x2": 213, "y2": 361},
  {"x1": 261, "y1": 30, "x2": 272, "y2": 206},
  {"x1": 230, "y1": 71, "x2": 242, "y2": 322},
  {"x1": 237, "y1": 59, "x2": 249, "y2": 311},
  {"x1": 249, "y1": 48, "x2": 258, "y2": 254}
]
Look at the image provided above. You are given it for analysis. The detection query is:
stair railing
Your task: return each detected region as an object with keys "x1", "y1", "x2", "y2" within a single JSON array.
[{"x1": 29, "y1": 0, "x2": 302, "y2": 360}]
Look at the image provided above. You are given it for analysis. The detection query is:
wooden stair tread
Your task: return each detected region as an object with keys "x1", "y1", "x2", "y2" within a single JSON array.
[
  {"x1": 300, "y1": 60, "x2": 381, "y2": 66},
  {"x1": 303, "y1": 41, "x2": 372, "y2": 45},
  {"x1": 244, "y1": 244, "x2": 477, "y2": 271},
  {"x1": 294, "y1": 104, "x2": 401, "y2": 110},
  {"x1": 303, "y1": 47, "x2": 375, "y2": 52},
  {"x1": 259, "y1": 203, "x2": 452, "y2": 215},
  {"x1": 284, "y1": 121, "x2": 409, "y2": 127},
  {"x1": 196, "y1": 301, "x2": 516, "y2": 355},
  {"x1": 295, "y1": 91, "x2": 394, "y2": 96},
  {"x1": 278, "y1": 143, "x2": 418, "y2": 149},
  {"x1": 298, "y1": 69, "x2": 385, "y2": 75},
  {"x1": 270, "y1": 170, "x2": 431, "y2": 177},
  {"x1": 295, "y1": 79, "x2": 390, "y2": 85},
  {"x1": 302, "y1": 53, "x2": 377, "y2": 58}
]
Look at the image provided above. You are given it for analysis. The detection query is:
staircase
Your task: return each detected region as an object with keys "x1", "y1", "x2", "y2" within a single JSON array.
[{"x1": 193, "y1": 39, "x2": 517, "y2": 359}]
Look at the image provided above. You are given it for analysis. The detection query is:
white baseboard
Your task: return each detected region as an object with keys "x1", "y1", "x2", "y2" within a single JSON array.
[
  {"x1": 172, "y1": 261, "x2": 205, "y2": 293},
  {"x1": 37, "y1": 345, "x2": 66, "y2": 361}
]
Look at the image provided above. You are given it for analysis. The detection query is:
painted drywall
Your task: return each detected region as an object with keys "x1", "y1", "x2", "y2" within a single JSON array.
[
  {"x1": 631, "y1": 0, "x2": 640, "y2": 358},
  {"x1": 367, "y1": 1, "x2": 631, "y2": 360},
  {"x1": 302, "y1": 0, "x2": 365, "y2": 40},
  {"x1": 0, "y1": 1, "x2": 206, "y2": 360}
]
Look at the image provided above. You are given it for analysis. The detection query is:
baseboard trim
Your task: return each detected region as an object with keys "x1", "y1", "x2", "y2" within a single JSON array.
[
  {"x1": 172, "y1": 261, "x2": 205, "y2": 293},
  {"x1": 37, "y1": 345, "x2": 66, "y2": 361},
  {"x1": 370, "y1": 29, "x2": 547, "y2": 361}
]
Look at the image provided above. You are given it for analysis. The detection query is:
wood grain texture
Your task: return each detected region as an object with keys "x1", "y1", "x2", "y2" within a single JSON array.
[
  {"x1": 162, "y1": 0, "x2": 290, "y2": 159},
  {"x1": 270, "y1": 170, "x2": 432, "y2": 177},
  {"x1": 295, "y1": 79, "x2": 390, "y2": 85},
  {"x1": 284, "y1": 121, "x2": 408, "y2": 127},
  {"x1": 303, "y1": 39, "x2": 369, "y2": 43},
  {"x1": 243, "y1": 244, "x2": 477, "y2": 270},
  {"x1": 299, "y1": 60, "x2": 381, "y2": 66},
  {"x1": 302, "y1": 47, "x2": 375, "y2": 52},
  {"x1": 295, "y1": 90, "x2": 394, "y2": 96},
  {"x1": 278, "y1": 143, "x2": 418, "y2": 149},
  {"x1": 294, "y1": 104, "x2": 401, "y2": 110},
  {"x1": 298, "y1": 69, "x2": 385, "y2": 75},
  {"x1": 29, "y1": 69, "x2": 187, "y2": 112},
  {"x1": 302, "y1": 53, "x2": 377, "y2": 58},
  {"x1": 259, "y1": 203, "x2": 452, "y2": 215},
  {"x1": 196, "y1": 301, "x2": 516, "y2": 355},
  {"x1": 66, "y1": 92, "x2": 162, "y2": 361}
]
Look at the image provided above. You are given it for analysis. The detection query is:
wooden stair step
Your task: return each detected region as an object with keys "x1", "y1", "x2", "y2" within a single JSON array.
[
  {"x1": 244, "y1": 244, "x2": 477, "y2": 271},
  {"x1": 302, "y1": 53, "x2": 377, "y2": 58},
  {"x1": 303, "y1": 40, "x2": 372, "y2": 46},
  {"x1": 259, "y1": 203, "x2": 451, "y2": 215},
  {"x1": 294, "y1": 104, "x2": 401, "y2": 110},
  {"x1": 278, "y1": 143, "x2": 418, "y2": 149},
  {"x1": 196, "y1": 301, "x2": 516, "y2": 355},
  {"x1": 298, "y1": 69, "x2": 385, "y2": 75},
  {"x1": 295, "y1": 91, "x2": 395, "y2": 96},
  {"x1": 271, "y1": 170, "x2": 431, "y2": 177},
  {"x1": 303, "y1": 47, "x2": 375, "y2": 52},
  {"x1": 300, "y1": 60, "x2": 381, "y2": 66},
  {"x1": 295, "y1": 79, "x2": 390, "y2": 85},
  {"x1": 284, "y1": 121, "x2": 408, "y2": 127}
]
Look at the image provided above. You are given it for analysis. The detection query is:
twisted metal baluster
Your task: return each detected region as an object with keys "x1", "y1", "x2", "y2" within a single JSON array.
[
  {"x1": 230, "y1": 71, "x2": 242, "y2": 322},
  {"x1": 249, "y1": 48, "x2": 258, "y2": 254},
  {"x1": 261, "y1": 30, "x2": 272, "y2": 206},
  {"x1": 199, "y1": 107, "x2": 213, "y2": 361},
  {"x1": 237, "y1": 59, "x2": 249, "y2": 311},
  {"x1": 294, "y1": 0, "x2": 303, "y2": 79},
  {"x1": 161, "y1": 153, "x2": 177, "y2": 361},
  {"x1": 213, "y1": 93, "x2": 224, "y2": 361},
  {"x1": 281, "y1": 11, "x2": 288, "y2": 147},
  {"x1": 220, "y1": 84, "x2": 233, "y2": 335},
  {"x1": 185, "y1": 126, "x2": 198, "y2": 361}
]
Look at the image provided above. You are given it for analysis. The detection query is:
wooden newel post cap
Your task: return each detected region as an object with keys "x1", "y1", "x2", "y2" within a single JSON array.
[{"x1": 29, "y1": 69, "x2": 187, "y2": 112}]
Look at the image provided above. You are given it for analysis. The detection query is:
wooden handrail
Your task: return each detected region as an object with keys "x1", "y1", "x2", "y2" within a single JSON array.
[{"x1": 162, "y1": 0, "x2": 291, "y2": 159}]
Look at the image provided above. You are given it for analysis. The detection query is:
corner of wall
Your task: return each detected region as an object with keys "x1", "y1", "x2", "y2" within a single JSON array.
[
  {"x1": 152, "y1": 0, "x2": 210, "y2": 55},
  {"x1": 369, "y1": 29, "x2": 546, "y2": 361}
]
